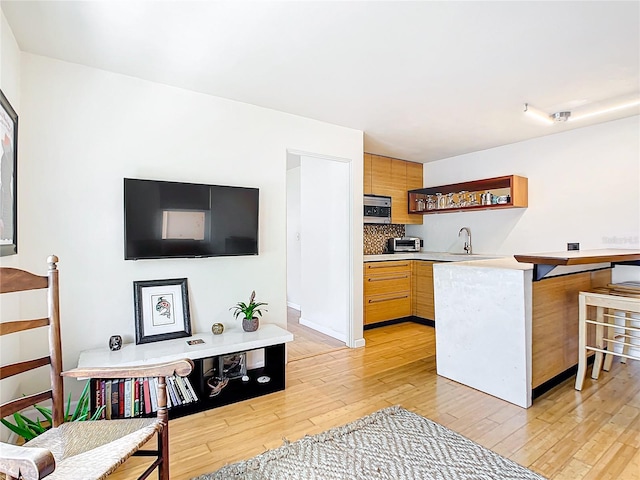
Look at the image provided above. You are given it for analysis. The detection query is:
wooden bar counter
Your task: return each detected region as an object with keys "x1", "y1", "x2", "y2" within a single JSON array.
[{"x1": 434, "y1": 249, "x2": 640, "y2": 408}]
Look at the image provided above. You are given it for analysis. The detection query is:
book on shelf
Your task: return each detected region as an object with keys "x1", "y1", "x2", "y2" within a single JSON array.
[
  {"x1": 110, "y1": 379, "x2": 119, "y2": 419},
  {"x1": 105, "y1": 380, "x2": 112, "y2": 420},
  {"x1": 99, "y1": 380, "x2": 106, "y2": 419},
  {"x1": 148, "y1": 377, "x2": 158, "y2": 412},
  {"x1": 133, "y1": 378, "x2": 140, "y2": 417},
  {"x1": 143, "y1": 378, "x2": 152, "y2": 415},
  {"x1": 174, "y1": 375, "x2": 192, "y2": 403},
  {"x1": 118, "y1": 380, "x2": 125, "y2": 418},
  {"x1": 92, "y1": 374, "x2": 199, "y2": 417},
  {"x1": 124, "y1": 378, "x2": 132, "y2": 418}
]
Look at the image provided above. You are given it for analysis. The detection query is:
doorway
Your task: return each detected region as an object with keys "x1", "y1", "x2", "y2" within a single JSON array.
[{"x1": 286, "y1": 151, "x2": 352, "y2": 359}]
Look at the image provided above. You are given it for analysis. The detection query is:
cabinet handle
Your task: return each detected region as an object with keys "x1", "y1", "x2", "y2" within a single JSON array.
[
  {"x1": 368, "y1": 274, "x2": 409, "y2": 282},
  {"x1": 367, "y1": 263, "x2": 410, "y2": 269},
  {"x1": 368, "y1": 294, "x2": 409, "y2": 303}
]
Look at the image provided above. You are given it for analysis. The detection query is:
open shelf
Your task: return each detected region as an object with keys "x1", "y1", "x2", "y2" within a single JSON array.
[{"x1": 408, "y1": 175, "x2": 528, "y2": 214}]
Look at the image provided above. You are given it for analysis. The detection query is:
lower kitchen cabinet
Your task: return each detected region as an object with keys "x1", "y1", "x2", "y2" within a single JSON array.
[
  {"x1": 364, "y1": 260, "x2": 412, "y2": 325},
  {"x1": 412, "y1": 261, "x2": 439, "y2": 321}
]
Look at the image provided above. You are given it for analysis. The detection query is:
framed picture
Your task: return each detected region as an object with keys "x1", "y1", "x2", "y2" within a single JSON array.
[
  {"x1": 0, "y1": 89, "x2": 18, "y2": 257},
  {"x1": 133, "y1": 278, "x2": 192, "y2": 344},
  {"x1": 219, "y1": 352, "x2": 247, "y2": 380}
]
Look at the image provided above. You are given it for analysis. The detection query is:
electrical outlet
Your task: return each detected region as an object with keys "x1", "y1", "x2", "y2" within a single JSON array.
[{"x1": 567, "y1": 242, "x2": 580, "y2": 251}]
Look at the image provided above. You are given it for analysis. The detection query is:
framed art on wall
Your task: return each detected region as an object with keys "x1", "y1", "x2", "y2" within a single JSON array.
[
  {"x1": 0, "y1": 89, "x2": 18, "y2": 257},
  {"x1": 133, "y1": 278, "x2": 192, "y2": 344}
]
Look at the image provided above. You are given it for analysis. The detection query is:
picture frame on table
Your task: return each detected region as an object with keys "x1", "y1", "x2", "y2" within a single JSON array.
[
  {"x1": 133, "y1": 278, "x2": 192, "y2": 344},
  {"x1": 0, "y1": 89, "x2": 18, "y2": 257}
]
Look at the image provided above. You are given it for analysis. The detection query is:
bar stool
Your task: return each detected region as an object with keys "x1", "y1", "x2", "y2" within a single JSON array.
[{"x1": 575, "y1": 286, "x2": 640, "y2": 391}]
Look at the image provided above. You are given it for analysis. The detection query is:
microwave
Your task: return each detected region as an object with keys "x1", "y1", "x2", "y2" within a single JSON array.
[
  {"x1": 364, "y1": 195, "x2": 391, "y2": 224},
  {"x1": 388, "y1": 237, "x2": 421, "y2": 252}
]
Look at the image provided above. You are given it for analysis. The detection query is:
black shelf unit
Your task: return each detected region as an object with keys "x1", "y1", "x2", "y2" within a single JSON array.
[{"x1": 90, "y1": 343, "x2": 286, "y2": 420}]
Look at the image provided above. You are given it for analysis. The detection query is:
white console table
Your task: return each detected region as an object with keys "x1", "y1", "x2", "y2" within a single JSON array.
[
  {"x1": 76, "y1": 324, "x2": 294, "y2": 419},
  {"x1": 77, "y1": 323, "x2": 293, "y2": 369}
]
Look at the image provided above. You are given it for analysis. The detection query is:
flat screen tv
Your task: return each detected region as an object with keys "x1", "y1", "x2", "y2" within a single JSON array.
[{"x1": 124, "y1": 178, "x2": 259, "y2": 260}]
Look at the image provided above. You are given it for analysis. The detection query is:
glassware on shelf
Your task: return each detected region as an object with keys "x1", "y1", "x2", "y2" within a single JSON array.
[
  {"x1": 446, "y1": 192, "x2": 455, "y2": 208},
  {"x1": 415, "y1": 196, "x2": 426, "y2": 212},
  {"x1": 458, "y1": 190, "x2": 468, "y2": 207},
  {"x1": 436, "y1": 193, "x2": 445, "y2": 209},
  {"x1": 426, "y1": 195, "x2": 436, "y2": 210}
]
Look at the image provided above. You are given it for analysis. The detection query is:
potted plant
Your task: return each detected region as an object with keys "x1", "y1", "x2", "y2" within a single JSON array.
[
  {"x1": 1, "y1": 380, "x2": 104, "y2": 442},
  {"x1": 230, "y1": 290, "x2": 268, "y2": 332}
]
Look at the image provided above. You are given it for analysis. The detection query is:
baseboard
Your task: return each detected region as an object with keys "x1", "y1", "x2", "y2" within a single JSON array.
[
  {"x1": 353, "y1": 338, "x2": 366, "y2": 348},
  {"x1": 532, "y1": 355, "x2": 595, "y2": 400},
  {"x1": 287, "y1": 302, "x2": 301, "y2": 311},
  {"x1": 299, "y1": 317, "x2": 346, "y2": 342},
  {"x1": 363, "y1": 316, "x2": 435, "y2": 330}
]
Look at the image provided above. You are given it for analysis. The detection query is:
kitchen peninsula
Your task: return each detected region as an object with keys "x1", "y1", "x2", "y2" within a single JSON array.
[
  {"x1": 434, "y1": 249, "x2": 640, "y2": 408},
  {"x1": 363, "y1": 252, "x2": 500, "y2": 327}
]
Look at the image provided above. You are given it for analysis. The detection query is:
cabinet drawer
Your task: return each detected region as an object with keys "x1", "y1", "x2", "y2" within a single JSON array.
[
  {"x1": 364, "y1": 261, "x2": 411, "y2": 274},
  {"x1": 364, "y1": 272, "x2": 411, "y2": 296},
  {"x1": 364, "y1": 291, "x2": 411, "y2": 324}
]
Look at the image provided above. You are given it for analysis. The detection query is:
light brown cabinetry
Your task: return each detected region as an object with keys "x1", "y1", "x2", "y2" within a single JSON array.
[
  {"x1": 363, "y1": 153, "x2": 372, "y2": 194},
  {"x1": 364, "y1": 261, "x2": 412, "y2": 325},
  {"x1": 412, "y1": 261, "x2": 438, "y2": 321},
  {"x1": 364, "y1": 153, "x2": 423, "y2": 225},
  {"x1": 531, "y1": 268, "x2": 611, "y2": 389}
]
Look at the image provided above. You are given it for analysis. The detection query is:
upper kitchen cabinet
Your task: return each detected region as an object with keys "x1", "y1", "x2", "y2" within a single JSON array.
[
  {"x1": 364, "y1": 153, "x2": 423, "y2": 225},
  {"x1": 408, "y1": 175, "x2": 528, "y2": 214}
]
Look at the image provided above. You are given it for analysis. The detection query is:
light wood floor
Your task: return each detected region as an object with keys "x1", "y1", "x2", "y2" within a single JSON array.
[
  {"x1": 109, "y1": 322, "x2": 640, "y2": 479},
  {"x1": 286, "y1": 307, "x2": 346, "y2": 361}
]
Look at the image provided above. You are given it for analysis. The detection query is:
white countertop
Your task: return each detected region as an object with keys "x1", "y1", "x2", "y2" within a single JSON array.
[
  {"x1": 436, "y1": 256, "x2": 533, "y2": 270},
  {"x1": 364, "y1": 252, "x2": 506, "y2": 262},
  {"x1": 77, "y1": 323, "x2": 293, "y2": 369}
]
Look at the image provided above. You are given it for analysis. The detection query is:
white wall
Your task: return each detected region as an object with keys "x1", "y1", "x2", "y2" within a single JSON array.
[
  {"x1": 14, "y1": 53, "x2": 363, "y2": 398},
  {"x1": 299, "y1": 155, "x2": 350, "y2": 342},
  {"x1": 0, "y1": 10, "x2": 22, "y2": 440},
  {"x1": 286, "y1": 165, "x2": 301, "y2": 309},
  {"x1": 406, "y1": 116, "x2": 640, "y2": 255}
]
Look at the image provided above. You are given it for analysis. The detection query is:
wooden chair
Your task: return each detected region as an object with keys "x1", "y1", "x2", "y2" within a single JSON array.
[
  {"x1": 575, "y1": 287, "x2": 640, "y2": 391},
  {"x1": 0, "y1": 255, "x2": 194, "y2": 480}
]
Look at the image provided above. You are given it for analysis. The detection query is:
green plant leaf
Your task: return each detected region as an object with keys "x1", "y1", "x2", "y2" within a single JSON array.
[
  {"x1": 90, "y1": 405, "x2": 106, "y2": 421},
  {"x1": 0, "y1": 418, "x2": 38, "y2": 441},
  {"x1": 34, "y1": 405, "x2": 53, "y2": 425}
]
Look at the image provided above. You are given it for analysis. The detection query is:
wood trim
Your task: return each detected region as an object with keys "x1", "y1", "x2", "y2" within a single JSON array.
[
  {"x1": 46, "y1": 255, "x2": 64, "y2": 427},
  {"x1": 515, "y1": 249, "x2": 640, "y2": 266},
  {"x1": 0, "y1": 318, "x2": 49, "y2": 337},
  {"x1": 0, "y1": 391, "x2": 53, "y2": 419},
  {"x1": 0, "y1": 357, "x2": 51, "y2": 380},
  {"x1": 62, "y1": 358, "x2": 194, "y2": 380},
  {"x1": 0, "y1": 318, "x2": 49, "y2": 336},
  {"x1": 0, "y1": 268, "x2": 47, "y2": 293}
]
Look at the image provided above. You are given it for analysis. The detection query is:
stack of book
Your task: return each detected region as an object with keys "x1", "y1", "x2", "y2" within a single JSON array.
[{"x1": 94, "y1": 375, "x2": 199, "y2": 419}]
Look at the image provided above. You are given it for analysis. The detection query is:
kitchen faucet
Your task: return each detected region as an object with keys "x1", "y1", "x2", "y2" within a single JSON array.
[{"x1": 459, "y1": 227, "x2": 472, "y2": 254}]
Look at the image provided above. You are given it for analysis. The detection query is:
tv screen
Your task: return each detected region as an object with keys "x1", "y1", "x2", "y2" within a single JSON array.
[{"x1": 124, "y1": 178, "x2": 259, "y2": 260}]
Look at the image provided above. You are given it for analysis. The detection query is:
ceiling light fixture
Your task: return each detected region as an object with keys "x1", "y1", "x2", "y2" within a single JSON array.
[
  {"x1": 524, "y1": 97, "x2": 640, "y2": 125},
  {"x1": 523, "y1": 103, "x2": 554, "y2": 125},
  {"x1": 568, "y1": 99, "x2": 640, "y2": 122},
  {"x1": 551, "y1": 111, "x2": 571, "y2": 122}
]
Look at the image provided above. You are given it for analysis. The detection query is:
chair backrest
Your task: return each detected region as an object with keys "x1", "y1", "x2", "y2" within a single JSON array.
[{"x1": 0, "y1": 255, "x2": 65, "y2": 427}]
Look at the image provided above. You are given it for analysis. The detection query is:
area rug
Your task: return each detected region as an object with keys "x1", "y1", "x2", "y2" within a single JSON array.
[{"x1": 192, "y1": 405, "x2": 546, "y2": 480}]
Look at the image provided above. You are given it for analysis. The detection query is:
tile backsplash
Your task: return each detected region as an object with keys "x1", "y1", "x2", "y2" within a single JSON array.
[{"x1": 364, "y1": 224, "x2": 406, "y2": 255}]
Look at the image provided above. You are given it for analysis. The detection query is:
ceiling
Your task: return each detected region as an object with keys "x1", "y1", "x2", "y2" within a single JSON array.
[{"x1": 2, "y1": 1, "x2": 639, "y2": 163}]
